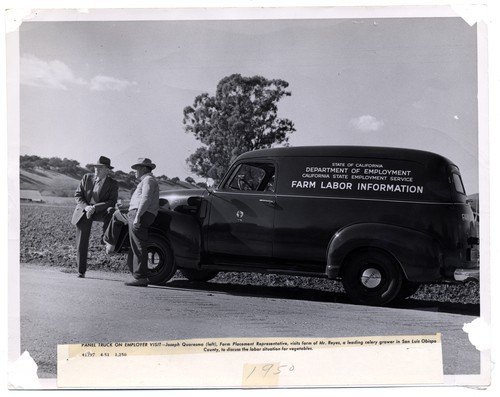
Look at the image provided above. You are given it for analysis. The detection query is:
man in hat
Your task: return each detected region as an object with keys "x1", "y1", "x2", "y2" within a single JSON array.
[
  {"x1": 71, "y1": 155, "x2": 118, "y2": 278},
  {"x1": 123, "y1": 157, "x2": 160, "y2": 287}
]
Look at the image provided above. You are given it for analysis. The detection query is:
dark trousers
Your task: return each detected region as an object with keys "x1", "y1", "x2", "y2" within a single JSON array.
[
  {"x1": 75, "y1": 212, "x2": 112, "y2": 274},
  {"x1": 127, "y1": 209, "x2": 156, "y2": 280},
  {"x1": 103, "y1": 210, "x2": 128, "y2": 247}
]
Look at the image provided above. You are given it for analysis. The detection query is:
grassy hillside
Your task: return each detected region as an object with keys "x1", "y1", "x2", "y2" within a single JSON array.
[
  {"x1": 468, "y1": 192, "x2": 479, "y2": 213},
  {"x1": 20, "y1": 167, "x2": 197, "y2": 200},
  {"x1": 20, "y1": 169, "x2": 80, "y2": 197}
]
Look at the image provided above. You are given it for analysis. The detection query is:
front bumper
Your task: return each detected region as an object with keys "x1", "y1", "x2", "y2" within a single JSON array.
[{"x1": 454, "y1": 267, "x2": 480, "y2": 282}]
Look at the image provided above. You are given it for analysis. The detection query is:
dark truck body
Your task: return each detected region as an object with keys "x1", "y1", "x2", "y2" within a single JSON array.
[{"x1": 117, "y1": 146, "x2": 480, "y2": 306}]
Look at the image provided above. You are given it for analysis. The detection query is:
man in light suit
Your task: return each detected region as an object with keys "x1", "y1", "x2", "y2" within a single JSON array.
[{"x1": 71, "y1": 156, "x2": 118, "y2": 278}]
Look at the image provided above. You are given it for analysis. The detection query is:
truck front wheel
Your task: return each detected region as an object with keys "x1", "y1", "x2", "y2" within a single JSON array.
[
  {"x1": 146, "y1": 235, "x2": 176, "y2": 285},
  {"x1": 341, "y1": 249, "x2": 403, "y2": 306}
]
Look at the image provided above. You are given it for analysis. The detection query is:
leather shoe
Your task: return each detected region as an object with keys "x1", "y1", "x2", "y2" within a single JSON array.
[
  {"x1": 78, "y1": 273, "x2": 85, "y2": 278},
  {"x1": 125, "y1": 278, "x2": 149, "y2": 287},
  {"x1": 105, "y1": 243, "x2": 115, "y2": 255}
]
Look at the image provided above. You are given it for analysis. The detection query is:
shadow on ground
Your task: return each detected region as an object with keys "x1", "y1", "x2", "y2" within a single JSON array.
[{"x1": 163, "y1": 279, "x2": 480, "y2": 317}]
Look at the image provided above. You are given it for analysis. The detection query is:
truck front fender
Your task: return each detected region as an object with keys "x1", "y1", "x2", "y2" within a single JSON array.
[
  {"x1": 151, "y1": 209, "x2": 201, "y2": 269},
  {"x1": 325, "y1": 223, "x2": 443, "y2": 283}
]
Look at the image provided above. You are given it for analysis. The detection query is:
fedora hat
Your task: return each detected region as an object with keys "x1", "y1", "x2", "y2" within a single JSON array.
[
  {"x1": 131, "y1": 157, "x2": 156, "y2": 170},
  {"x1": 89, "y1": 155, "x2": 114, "y2": 169}
]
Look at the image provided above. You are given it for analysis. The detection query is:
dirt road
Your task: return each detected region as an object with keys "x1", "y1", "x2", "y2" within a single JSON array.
[{"x1": 17, "y1": 264, "x2": 480, "y2": 379}]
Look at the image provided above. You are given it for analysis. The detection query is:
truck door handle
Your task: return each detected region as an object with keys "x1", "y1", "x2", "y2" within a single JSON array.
[{"x1": 259, "y1": 199, "x2": 275, "y2": 205}]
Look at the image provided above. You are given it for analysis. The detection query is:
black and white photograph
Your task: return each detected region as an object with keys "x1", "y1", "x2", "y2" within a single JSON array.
[{"x1": 4, "y1": 1, "x2": 496, "y2": 393}]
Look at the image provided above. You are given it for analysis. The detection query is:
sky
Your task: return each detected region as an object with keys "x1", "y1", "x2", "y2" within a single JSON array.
[{"x1": 15, "y1": 9, "x2": 480, "y2": 193}]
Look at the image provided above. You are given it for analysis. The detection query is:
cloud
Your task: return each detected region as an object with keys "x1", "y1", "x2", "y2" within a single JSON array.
[
  {"x1": 20, "y1": 54, "x2": 86, "y2": 90},
  {"x1": 90, "y1": 75, "x2": 138, "y2": 92},
  {"x1": 21, "y1": 54, "x2": 137, "y2": 92},
  {"x1": 349, "y1": 115, "x2": 385, "y2": 132}
]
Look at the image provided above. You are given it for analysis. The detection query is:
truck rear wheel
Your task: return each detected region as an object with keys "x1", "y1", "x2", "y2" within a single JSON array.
[
  {"x1": 341, "y1": 249, "x2": 403, "y2": 306},
  {"x1": 395, "y1": 279, "x2": 421, "y2": 300},
  {"x1": 146, "y1": 235, "x2": 176, "y2": 285}
]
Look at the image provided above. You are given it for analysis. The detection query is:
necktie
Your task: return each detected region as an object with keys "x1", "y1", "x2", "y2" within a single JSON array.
[{"x1": 92, "y1": 178, "x2": 101, "y2": 203}]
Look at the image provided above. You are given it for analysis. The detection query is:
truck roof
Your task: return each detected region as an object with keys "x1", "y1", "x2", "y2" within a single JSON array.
[{"x1": 236, "y1": 145, "x2": 454, "y2": 166}]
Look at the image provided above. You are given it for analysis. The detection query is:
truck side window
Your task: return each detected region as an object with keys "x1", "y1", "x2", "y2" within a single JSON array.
[
  {"x1": 264, "y1": 173, "x2": 276, "y2": 192},
  {"x1": 225, "y1": 163, "x2": 275, "y2": 192}
]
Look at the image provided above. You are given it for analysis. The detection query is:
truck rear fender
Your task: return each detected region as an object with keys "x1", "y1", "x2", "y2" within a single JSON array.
[{"x1": 326, "y1": 223, "x2": 443, "y2": 283}]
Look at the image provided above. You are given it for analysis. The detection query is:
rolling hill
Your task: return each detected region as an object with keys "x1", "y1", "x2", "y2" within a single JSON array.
[{"x1": 20, "y1": 168, "x2": 197, "y2": 201}]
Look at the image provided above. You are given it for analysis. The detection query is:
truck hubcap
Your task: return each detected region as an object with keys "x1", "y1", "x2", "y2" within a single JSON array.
[
  {"x1": 148, "y1": 248, "x2": 163, "y2": 271},
  {"x1": 361, "y1": 268, "x2": 382, "y2": 288}
]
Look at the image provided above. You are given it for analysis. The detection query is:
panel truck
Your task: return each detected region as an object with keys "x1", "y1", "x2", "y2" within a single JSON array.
[{"x1": 112, "y1": 146, "x2": 480, "y2": 306}]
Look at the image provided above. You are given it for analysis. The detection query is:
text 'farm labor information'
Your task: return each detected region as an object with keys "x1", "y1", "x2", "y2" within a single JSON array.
[{"x1": 57, "y1": 334, "x2": 443, "y2": 388}]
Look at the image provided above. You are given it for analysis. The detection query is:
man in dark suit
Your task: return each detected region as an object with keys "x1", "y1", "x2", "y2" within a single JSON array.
[{"x1": 71, "y1": 156, "x2": 118, "y2": 278}]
